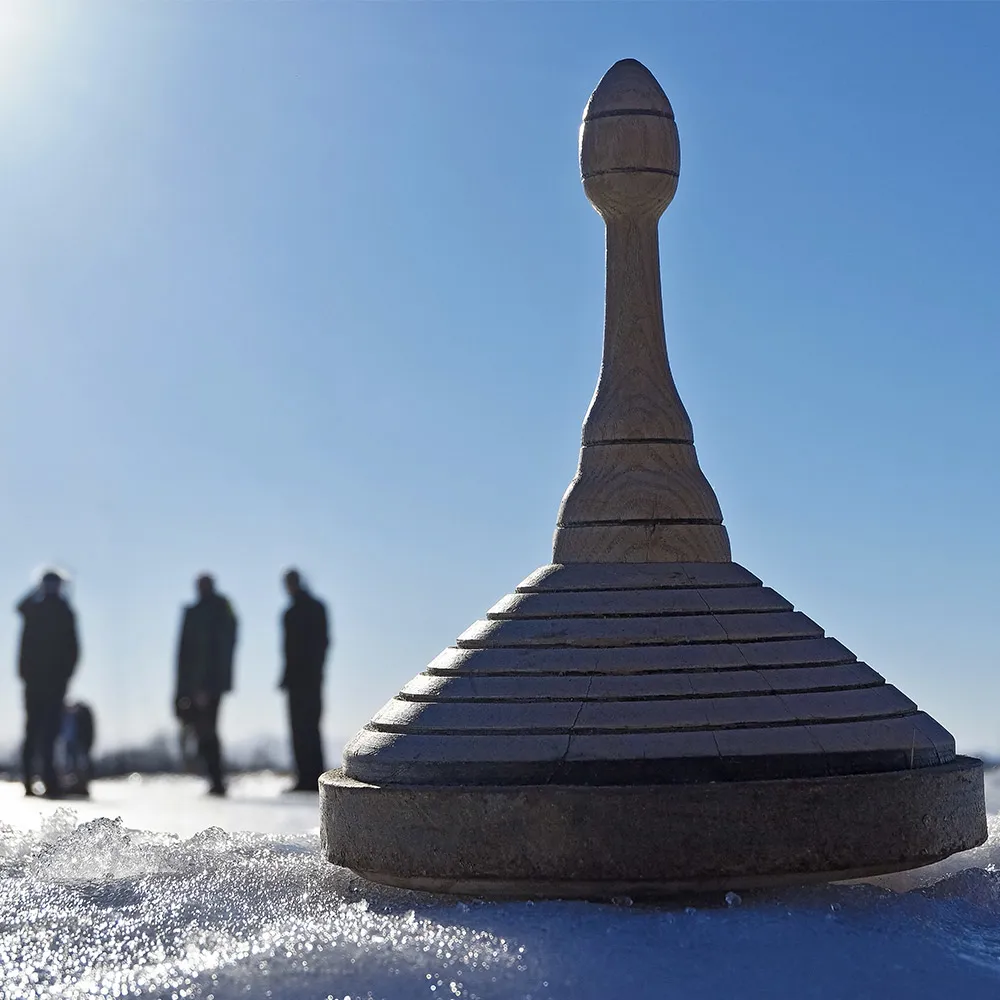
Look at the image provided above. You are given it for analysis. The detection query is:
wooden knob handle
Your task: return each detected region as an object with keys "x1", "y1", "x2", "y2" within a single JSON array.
[{"x1": 580, "y1": 59, "x2": 680, "y2": 220}]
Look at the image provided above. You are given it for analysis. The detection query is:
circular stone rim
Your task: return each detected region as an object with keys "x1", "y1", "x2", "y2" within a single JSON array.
[{"x1": 320, "y1": 757, "x2": 986, "y2": 898}]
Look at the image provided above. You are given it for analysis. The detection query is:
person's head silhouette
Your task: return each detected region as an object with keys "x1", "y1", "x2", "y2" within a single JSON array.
[{"x1": 283, "y1": 568, "x2": 304, "y2": 597}]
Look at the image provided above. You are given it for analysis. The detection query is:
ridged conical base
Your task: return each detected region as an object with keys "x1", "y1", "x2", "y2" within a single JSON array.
[{"x1": 322, "y1": 562, "x2": 987, "y2": 895}]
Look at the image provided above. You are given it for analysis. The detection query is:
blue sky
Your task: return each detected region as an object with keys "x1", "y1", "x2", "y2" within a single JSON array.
[{"x1": 1, "y1": 2, "x2": 998, "y2": 758}]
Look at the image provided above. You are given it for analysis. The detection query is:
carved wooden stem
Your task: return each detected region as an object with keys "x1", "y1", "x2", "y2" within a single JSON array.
[
  {"x1": 585, "y1": 216, "x2": 691, "y2": 444},
  {"x1": 552, "y1": 59, "x2": 731, "y2": 564}
]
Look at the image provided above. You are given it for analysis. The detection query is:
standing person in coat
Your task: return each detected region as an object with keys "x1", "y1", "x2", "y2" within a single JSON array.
[
  {"x1": 16, "y1": 569, "x2": 80, "y2": 798},
  {"x1": 175, "y1": 573, "x2": 237, "y2": 796},
  {"x1": 280, "y1": 569, "x2": 330, "y2": 792}
]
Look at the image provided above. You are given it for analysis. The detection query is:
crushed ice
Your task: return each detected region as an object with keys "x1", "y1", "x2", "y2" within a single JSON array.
[{"x1": 3, "y1": 811, "x2": 1000, "y2": 998}]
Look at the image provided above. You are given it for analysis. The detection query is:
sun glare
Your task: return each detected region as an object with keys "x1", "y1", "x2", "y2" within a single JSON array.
[{"x1": 0, "y1": 1, "x2": 58, "y2": 104}]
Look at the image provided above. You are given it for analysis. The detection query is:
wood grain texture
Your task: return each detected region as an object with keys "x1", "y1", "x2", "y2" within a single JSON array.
[
  {"x1": 488, "y1": 585, "x2": 791, "y2": 619},
  {"x1": 426, "y1": 636, "x2": 858, "y2": 675},
  {"x1": 737, "y1": 637, "x2": 855, "y2": 666},
  {"x1": 401, "y1": 673, "x2": 598, "y2": 701},
  {"x1": 581, "y1": 116, "x2": 680, "y2": 196},
  {"x1": 516, "y1": 562, "x2": 761, "y2": 591},
  {"x1": 371, "y1": 698, "x2": 584, "y2": 732},
  {"x1": 456, "y1": 610, "x2": 822, "y2": 649},
  {"x1": 400, "y1": 662, "x2": 883, "y2": 702},
  {"x1": 551, "y1": 60, "x2": 730, "y2": 562},
  {"x1": 912, "y1": 712, "x2": 958, "y2": 748},
  {"x1": 342, "y1": 715, "x2": 954, "y2": 780},
  {"x1": 369, "y1": 686, "x2": 916, "y2": 735},
  {"x1": 557, "y1": 442, "x2": 724, "y2": 524},
  {"x1": 552, "y1": 522, "x2": 732, "y2": 563},
  {"x1": 576, "y1": 217, "x2": 691, "y2": 443},
  {"x1": 573, "y1": 687, "x2": 912, "y2": 732},
  {"x1": 583, "y1": 58, "x2": 676, "y2": 118},
  {"x1": 808, "y1": 713, "x2": 954, "y2": 760},
  {"x1": 345, "y1": 728, "x2": 572, "y2": 768},
  {"x1": 689, "y1": 663, "x2": 879, "y2": 696},
  {"x1": 565, "y1": 728, "x2": 816, "y2": 763}
]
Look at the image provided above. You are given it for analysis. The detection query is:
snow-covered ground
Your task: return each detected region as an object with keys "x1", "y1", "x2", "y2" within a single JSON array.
[
  {"x1": 0, "y1": 771, "x2": 319, "y2": 839},
  {"x1": 3, "y1": 771, "x2": 1000, "y2": 1000}
]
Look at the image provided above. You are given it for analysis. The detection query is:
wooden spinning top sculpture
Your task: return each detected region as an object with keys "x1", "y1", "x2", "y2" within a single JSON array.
[{"x1": 321, "y1": 59, "x2": 986, "y2": 896}]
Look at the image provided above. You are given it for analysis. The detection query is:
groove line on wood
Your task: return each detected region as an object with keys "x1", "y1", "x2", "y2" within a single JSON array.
[
  {"x1": 584, "y1": 166, "x2": 680, "y2": 178},
  {"x1": 486, "y1": 608, "x2": 788, "y2": 621},
  {"x1": 396, "y1": 681, "x2": 884, "y2": 704},
  {"x1": 366, "y1": 707, "x2": 919, "y2": 738},
  {"x1": 557, "y1": 518, "x2": 724, "y2": 527},
  {"x1": 426, "y1": 658, "x2": 861, "y2": 677},
  {"x1": 456, "y1": 633, "x2": 825, "y2": 650},
  {"x1": 585, "y1": 437, "x2": 693, "y2": 447},
  {"x1": 585, "y1": 108, "x2": 675, "y2": 121}
]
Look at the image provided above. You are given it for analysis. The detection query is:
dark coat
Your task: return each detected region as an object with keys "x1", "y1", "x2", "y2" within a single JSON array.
[
  {"x1": 17, "y1": 593, "x2": 79, "y2": 694},
  {"x1": 281, "y1": 591, "x2": 330, "y2": 690},
  {"x1": 176, "y1": 593, "x2": 237, "y2": 698}
]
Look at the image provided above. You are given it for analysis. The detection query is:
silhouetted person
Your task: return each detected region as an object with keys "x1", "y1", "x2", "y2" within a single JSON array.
[
  {"x1": 60, "y1": 701, "x2": 95, "y2": 796},
  {"x1": 280, "y1": 569, "x2": 330, "y2": 791},
  {"x1": 175, "y1": 574, "x2": 237, "y2": 796},
  {"x1": 175, "y1": 697, "x2": 200, "y2": 773},
  {"x1": 16, "y1": 570, "x2": 80, "y2": 798}
]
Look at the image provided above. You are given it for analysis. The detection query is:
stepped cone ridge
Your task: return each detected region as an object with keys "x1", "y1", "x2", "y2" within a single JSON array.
[{"x1": 321, "y1": 59, "x2": 986, "y2": 897}]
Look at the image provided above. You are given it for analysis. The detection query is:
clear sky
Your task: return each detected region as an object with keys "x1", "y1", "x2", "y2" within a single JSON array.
[{"x1": 1, "y1": 2, "x2": 998, "y2": 759}]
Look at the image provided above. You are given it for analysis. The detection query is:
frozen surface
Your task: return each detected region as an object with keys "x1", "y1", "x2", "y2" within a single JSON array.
[
  {"x1": 2, "y1": 772, "x2": 1000, "y2": 1000},
  {"x1": 0, "y1": 771, "x2": 319, "y2": 839}
]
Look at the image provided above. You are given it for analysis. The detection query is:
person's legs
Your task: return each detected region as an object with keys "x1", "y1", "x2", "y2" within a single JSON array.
[
  {"x1": 76, "y1": 705, "x2": 94, "y2": 786},
  {"x1": 194, "y1": 695, "x2": 225, "y2": 794},
  {"x1": 180, "y1": 722, "x2": 198, "y2": 771},
  {"x1": 21, "y1": 691, "x2": 41, "y2": 794},
  {"x1": 288, "y1": 686, "x2": 324, "y2": 788},
  {"x1": 302, "y1": 688, "x2": 324, "y2": 785},
  {"x1": 287, "y1": 689, "x2": 307, "y2": 785},
  {"x1": 39, "y1": 696, "x2": 65, "y2": 796}
]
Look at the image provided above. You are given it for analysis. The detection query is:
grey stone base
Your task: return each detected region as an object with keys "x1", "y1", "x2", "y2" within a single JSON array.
[{"x1": 320, "y1": 757, "x2": 986, "y2": 898}]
